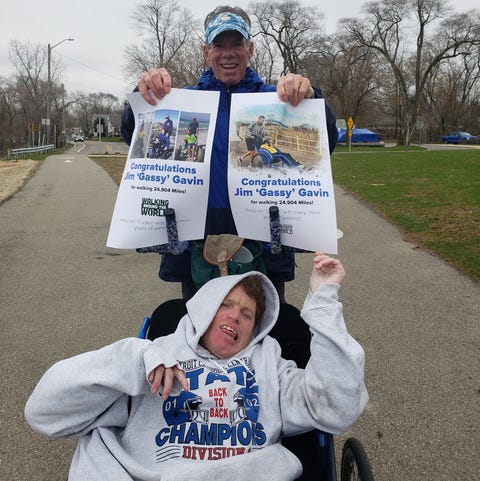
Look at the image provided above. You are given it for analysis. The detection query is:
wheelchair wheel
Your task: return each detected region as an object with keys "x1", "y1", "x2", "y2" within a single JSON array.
[{"x1": 340, "y1": 437, "x2": 374, "y2": 481}]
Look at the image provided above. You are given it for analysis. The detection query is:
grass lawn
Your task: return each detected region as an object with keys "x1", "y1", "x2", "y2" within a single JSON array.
[
  {"x1": 331, "y1": 147, "x2": 480, "y2": 282},
  {"x1": 92, "y1": 146, "x2": 480, "y2": 283},
  {"x1": 92, "y1": 156, "x2": 126, "y2": 185}
]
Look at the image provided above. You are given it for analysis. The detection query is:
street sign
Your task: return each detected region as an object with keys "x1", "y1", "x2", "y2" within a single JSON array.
[{"x1": 347, "y1": 116, "x2": 354, "y2": 137}]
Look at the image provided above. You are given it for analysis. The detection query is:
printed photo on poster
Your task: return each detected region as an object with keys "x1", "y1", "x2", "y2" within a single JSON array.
[
  {"x1": 228, "y1": 92, "x2": 338, "y2": 254},
  {"x1": 106, "y1": 89, "x2": 219, "y2": 249}
]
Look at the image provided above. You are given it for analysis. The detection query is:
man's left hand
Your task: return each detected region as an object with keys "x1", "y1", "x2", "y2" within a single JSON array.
[{"x1": 277, "y1": 73, "x2": 315, "y2": 106}]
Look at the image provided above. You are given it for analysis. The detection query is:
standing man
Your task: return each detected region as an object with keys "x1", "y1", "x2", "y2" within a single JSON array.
[
  {"x1": 163, "y1": 115, "x2": 173, "y2": 137},
  {"x1": 239, "y1": 115, "x2": 265, "y2": 166},
  {"x1": 187, "y1": 117, "x2": 200, "y2": 136},
  {"x1": 121, "y1": 6, "x2": 338, "y2": 301}
]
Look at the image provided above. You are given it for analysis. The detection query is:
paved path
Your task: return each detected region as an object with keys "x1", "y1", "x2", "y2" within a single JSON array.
[
  {"x1": 309, "y1": 188, "x2": 479, "y2": 480},
  {"x1": 0, "y1": 146, "x2": 478, "y2": 480}
]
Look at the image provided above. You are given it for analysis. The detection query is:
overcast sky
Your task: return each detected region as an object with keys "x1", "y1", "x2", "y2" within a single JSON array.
[{"x1": 1, "y1": 0, "x2": 478, "y2": 101}]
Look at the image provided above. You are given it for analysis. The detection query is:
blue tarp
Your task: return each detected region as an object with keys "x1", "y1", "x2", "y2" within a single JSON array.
[{"x1": 338, "y1": 128, "x2": 380, "y2": 143}]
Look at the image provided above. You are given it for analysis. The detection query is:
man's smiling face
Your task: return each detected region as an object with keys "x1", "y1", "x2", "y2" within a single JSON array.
[
  {"x1": 200, "y1": 284, "x2": 257, "y2": 359},
  {"x1": 203, "y1": 31, "x2": 254, "y2": 87}
]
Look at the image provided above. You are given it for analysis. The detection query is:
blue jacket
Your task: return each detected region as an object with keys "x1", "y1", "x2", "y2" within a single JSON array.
[
  {"x1": 156, "y1": 133, "x2": 170, "y2": 149},
  {"x1": 121, "y1": 68, "x2": 338, "y2": 283}
]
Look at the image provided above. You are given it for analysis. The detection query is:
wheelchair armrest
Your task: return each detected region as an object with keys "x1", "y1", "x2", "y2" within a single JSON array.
[{"x1": 138, "y1": 317, "x2": 151, "y2": 339}]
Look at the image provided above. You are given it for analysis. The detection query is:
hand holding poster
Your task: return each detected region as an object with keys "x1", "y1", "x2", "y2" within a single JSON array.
[
  {"x1": 106, "y1": 89, "x2": 219, "y2": 249},
  {"x1": 228, "y1": 92, "x2": 338, "y2": 254}
]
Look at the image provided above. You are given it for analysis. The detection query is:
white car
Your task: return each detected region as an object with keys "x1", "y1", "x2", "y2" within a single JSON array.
[{"x1": 72, "y1": 133, "x2": 85, "y2": 142}]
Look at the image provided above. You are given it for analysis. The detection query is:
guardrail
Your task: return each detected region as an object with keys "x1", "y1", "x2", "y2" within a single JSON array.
[{"x1": 7, "y1": 144, "x2": 55, "y2": 160}]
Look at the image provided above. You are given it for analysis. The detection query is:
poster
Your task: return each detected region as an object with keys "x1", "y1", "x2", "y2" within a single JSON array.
[
  {"x1": 228, "y1": 92, "x2": 337, "y2": 254},
  {"x1": 106, "y1": 89, "x2": 219, "y2": 249}
]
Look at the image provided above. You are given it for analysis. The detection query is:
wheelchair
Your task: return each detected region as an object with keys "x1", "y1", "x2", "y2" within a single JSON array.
[
  {"x1": 252, "y1": 146, "x2": 304, "y2": 170},
  {"x1": 138, "y1": 300, "x2": 374, "y2": 481},
  {"x1": 136, "y1": 207, "x2": 374, "y2": 480},
  {"x1": 148, "y1": 141, "x2": 174, "y2": 159}
]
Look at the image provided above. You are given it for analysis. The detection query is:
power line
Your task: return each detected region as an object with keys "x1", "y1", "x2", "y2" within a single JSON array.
[{"x1": 58, "y1": 52, "x2": 126, "y2": 82}]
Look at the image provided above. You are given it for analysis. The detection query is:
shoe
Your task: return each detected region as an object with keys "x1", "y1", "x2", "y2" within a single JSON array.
[{"x1": 238, "y1": 156, "x2": 243, "y2": 166}]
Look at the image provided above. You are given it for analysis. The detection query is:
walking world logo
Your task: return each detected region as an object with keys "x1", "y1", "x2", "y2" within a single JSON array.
[{"x1": 141, "y1": 197, "x2": 169, "y2": 217}]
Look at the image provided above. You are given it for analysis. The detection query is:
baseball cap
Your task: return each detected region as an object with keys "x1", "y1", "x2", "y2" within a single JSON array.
[{"x1": 204, "y1": 12, "x2": 251, "y2": 44}]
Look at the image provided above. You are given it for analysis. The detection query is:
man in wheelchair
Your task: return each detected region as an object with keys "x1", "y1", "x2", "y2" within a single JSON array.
[
  {"x1": 25, "y1": 254, "x2": 368, "y2": 481},
  {"x1": 259, "y1": 139, "x2": 302, "y2": 167},
  {"x1": 149, "y1": 128, "x2": 172, "y2": 159}
]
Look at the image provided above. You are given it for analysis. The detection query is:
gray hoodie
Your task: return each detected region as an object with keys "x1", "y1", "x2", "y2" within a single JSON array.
[{"x1": 25, "y1": 272, "x2": 368, "y2": 481}]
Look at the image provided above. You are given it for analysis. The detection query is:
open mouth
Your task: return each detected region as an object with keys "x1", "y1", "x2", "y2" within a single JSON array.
[
  {"x1": 221, "y1": 63, "x2": 238, "y2": 70},
  {"x1": 221, "y1": 324, "x2": 238, "y2": 341}
]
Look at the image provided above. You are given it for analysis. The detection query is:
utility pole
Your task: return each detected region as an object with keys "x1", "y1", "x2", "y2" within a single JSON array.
[{"x1": 46, "y1": 38, "x2": 74, "y2": 145}]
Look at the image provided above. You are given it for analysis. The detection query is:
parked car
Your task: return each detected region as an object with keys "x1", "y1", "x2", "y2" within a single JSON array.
[{"x1": 440, "y1": 131, "x2": 479, "y2": 144}]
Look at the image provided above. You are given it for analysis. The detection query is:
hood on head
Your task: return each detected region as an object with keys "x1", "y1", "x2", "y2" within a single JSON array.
[{"x1": 184, "y1": 271, "x2": 280, "y2": 355}]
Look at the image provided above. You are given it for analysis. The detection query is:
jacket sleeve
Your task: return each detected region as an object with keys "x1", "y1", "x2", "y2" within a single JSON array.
[
  {"x1": 120, "y1": 84, "x2": 143, "y2": 145},
  {"x1": 278, "y1": 284, "x2": 368, "y2": 435},
  {"x1": 25, "y1": 338, "x2": 177, "y2": 438},
  {"x1": 312, "y1": 86, "x2": 338, "y2": 154},
  {"x1": 121, "y1": 101, "x2": 135, "y2": 145}
]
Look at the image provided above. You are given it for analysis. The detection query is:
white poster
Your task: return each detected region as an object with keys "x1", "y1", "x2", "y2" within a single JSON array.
[
  {"x1": 228, "y1": 93, "x2": 337, "y2": 254},
  {"x1": 107, "y1": 89, "x2": 219, "y2": 249}
]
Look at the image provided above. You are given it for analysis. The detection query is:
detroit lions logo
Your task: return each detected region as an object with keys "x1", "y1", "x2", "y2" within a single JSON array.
[
  {"x1": 229, "y1": 367, "x2": 260, "y2": 424},
  {"x1": 230, "y1": 385, "x2": 260, "y2": 424},
  {"x1": 163, "y1": 390, "x2": 209, "y2": 426}
]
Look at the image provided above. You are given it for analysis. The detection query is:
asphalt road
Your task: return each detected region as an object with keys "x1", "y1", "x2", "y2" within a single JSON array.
[{"x1": 1, "y1": 142, "x2": 478, "y2": 480}]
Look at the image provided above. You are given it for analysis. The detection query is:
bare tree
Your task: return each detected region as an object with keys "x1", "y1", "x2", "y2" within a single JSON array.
[
  {"x1": 70, "y1": 92, "x2": 123, "y2": 136},
  {"x1": 249, "y1": 0, "x2": 326, "y2": 76},
  {"x1": 0, "y1": 76, "x2": 21, "y2": 151},
  {"x1": 304, "y1": 36, "x2": 379, "y2": 126},
  {"x1": 123, "y1": 0, "x2": 204, "y2": 87},
  {"x1": 341, "y1": 0, "x2": 480, "y2": 145},
  {"x1": 250, "y1": 33, "x2": 277, "y2": 84},
  {"x1": 424, "y1": 43, "x2": 480, "y2": 138},
  {"x1": 8, "y1": 41, "x2": 46, "y2": 132},
  {"x1": 6, "y1": 40, "x2": 69, "y2": 146}
]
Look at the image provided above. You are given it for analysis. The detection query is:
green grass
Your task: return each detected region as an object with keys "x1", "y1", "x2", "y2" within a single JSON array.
[
  {"x1": 92, "y1": 156, "x2": 127, "y2": 185},
  {"x1": 331, "y1": 148, "x2": 480, "y2": 282}
]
